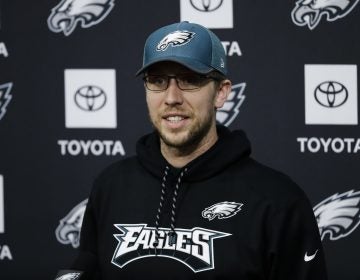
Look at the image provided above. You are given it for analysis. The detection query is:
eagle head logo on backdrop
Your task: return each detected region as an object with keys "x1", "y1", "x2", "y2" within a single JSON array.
[
  {"x1": 47, "y1": 0, "x2": 115, "y2": 36},
  {"x1": 291, "y1": 0, "x2": 359, "y2": 30},
  {"x1": 314, "y1": 190, "x2": 360, "y2": 241},
  {"x1": 0, "y1": 82, "x2": 13, "y2": 121},
  {"x1": 216, "y1": 83, "x2": 246, "y2": 127},
  {"x1": 55, "y1": 199, "x2": 88, "y2": 248}
]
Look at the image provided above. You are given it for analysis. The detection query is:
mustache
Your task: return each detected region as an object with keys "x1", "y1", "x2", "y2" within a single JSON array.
[{"x1": 160, "y1": 108, "x2": 193, "y2": 116}]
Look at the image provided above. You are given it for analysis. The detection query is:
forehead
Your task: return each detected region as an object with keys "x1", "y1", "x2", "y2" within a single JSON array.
[{"x1": 146, "y1": 61, "x2": 195, "y2": 74}]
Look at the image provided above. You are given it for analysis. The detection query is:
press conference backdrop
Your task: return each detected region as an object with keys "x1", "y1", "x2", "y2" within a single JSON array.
[{"x1": 0, "y1": 0, "x2": 359, "y2": 279}]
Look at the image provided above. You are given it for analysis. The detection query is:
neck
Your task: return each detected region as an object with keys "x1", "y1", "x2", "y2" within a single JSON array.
[{"x1": 160, "y1": 126, "x2": 218, "y2": 168}]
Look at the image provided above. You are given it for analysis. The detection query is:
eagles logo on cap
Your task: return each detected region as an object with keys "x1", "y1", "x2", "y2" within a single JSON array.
[
  {"x1": 136, "y1": 21, "x2": 227, "y2": 76},
  {"x1": 156, "y1": 30, "x2": 195, "y2": 51}
]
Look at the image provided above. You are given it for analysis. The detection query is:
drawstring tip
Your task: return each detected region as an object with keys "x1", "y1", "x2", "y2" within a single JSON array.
[
  {"x1": 168, "y1": 231, "x2": 177, "y2": 246},
  {"x1": 153, "y1": 241, "x2": 159, "y2": 256}
]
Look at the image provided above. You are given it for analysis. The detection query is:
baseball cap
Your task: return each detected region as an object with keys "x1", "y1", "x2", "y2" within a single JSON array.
[{"x1": 136, "y1": 21, "x2": 227, "y2": 76}]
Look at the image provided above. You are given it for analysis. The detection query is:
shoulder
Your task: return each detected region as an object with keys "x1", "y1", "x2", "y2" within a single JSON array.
[
  {"x1": 96, "y1": 156, "x2": 140, "y2": 180},
  {"x1": 90, "y1": 156, "x2": 142, "y2": 194},
  {"x1": 233, "y1": 158, "x2": 310, "y2": 209}
]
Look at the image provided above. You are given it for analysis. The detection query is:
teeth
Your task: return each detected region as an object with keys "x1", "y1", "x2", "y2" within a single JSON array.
[{"x1": 166, "y1": 116, "x2": 184, "y2": 122}]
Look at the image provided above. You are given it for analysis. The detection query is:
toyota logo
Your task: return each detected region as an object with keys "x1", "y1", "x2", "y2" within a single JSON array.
[
  {"x1": 314, "y1": 81, "x2": 348, "y2": 108},
  {"x1": 74, "y1": 85, "x2": 107, "y2": 111},
  {"x1": 190, "y1": 0, "x2": 223, "y2": 12}
]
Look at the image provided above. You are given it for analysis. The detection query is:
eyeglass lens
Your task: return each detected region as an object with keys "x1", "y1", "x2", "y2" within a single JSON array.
[{"x1": 144, "y1": 74, "x2": 211, "y2": 91}]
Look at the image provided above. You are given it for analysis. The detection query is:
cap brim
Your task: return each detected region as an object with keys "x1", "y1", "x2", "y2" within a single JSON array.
[{"x1": 135, "y1": 57, "x2": 214, "y2": 76}]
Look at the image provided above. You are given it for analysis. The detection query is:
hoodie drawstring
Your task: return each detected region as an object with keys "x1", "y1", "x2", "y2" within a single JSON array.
[
  {"x1": 168, "y1": 168, "x2": 187, "y2": 245},
  {"x1": 154, "y1": 166, "x2": 187, "y2": 251},
  {"x1": 154, "y1": 166, "x2": 169, "y2": 249}
]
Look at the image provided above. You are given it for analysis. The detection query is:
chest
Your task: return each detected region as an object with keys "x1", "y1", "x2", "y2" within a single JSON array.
[{"x1": 94, "y1": 175, "x2": 268, "y2": 279}]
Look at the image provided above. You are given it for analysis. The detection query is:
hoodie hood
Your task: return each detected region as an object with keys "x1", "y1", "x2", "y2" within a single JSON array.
[{"x1": 136, "y1": 125, "x2": 251, "y2": 182}]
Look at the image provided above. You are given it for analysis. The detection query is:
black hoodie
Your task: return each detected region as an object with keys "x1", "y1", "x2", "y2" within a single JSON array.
[{"x1": 71, "y1": 126, "x2": 328, "y2": 280}]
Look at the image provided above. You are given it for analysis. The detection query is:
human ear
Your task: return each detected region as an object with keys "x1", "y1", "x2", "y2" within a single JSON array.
[{"x1": 214, "y1": 80, "x2": 231, "y2": 109}]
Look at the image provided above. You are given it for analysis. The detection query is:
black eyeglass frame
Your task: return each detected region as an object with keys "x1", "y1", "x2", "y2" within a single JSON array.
[{"x1": 142, "y1": 73, "x2": 222, "y2": 92}]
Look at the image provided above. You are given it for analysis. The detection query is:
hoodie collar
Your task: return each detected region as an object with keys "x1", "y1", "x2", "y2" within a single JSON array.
[{"x1": 136, "y1": 125, "x2": 251, "y2": 182}]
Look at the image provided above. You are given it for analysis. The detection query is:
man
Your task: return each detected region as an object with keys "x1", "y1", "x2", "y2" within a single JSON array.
[{"x1": 58, "y1": 21, "x2": 328, "y2": 279}]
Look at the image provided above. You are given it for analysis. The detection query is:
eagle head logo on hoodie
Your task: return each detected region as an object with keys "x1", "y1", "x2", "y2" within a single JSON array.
[
  {"x1": 202, "y1": 201, "x2": 243, "y2": 221},
  {"x1": 291, "y1": 0, "x2": 359, "y2": 30},
  {"x1": 47, "y1": 0, "x2": 115, "y2": 36},
  {"x1": 55, "y1": 272, "x2": 82, "y2": 280}
]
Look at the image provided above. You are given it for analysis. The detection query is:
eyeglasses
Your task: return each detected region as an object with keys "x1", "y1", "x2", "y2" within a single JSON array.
[{"x1": 143, "y1": 73, "x2": 218, "y2": 92}]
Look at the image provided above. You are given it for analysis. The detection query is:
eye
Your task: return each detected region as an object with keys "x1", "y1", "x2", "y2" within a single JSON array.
[
  {"x1": 178, "y1": 74, "x2": 205, "y2": 86},
  {"x1": 63, "y1": 2, "x2": 73, "y2": 14},
  {"x1": 146, "y1": 75, "x2": 167, "y2": 86}
]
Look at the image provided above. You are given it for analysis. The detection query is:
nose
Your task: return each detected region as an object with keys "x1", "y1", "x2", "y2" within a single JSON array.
[{"x1": 164, "y1": 78, "x2": 183, "y2": 106}]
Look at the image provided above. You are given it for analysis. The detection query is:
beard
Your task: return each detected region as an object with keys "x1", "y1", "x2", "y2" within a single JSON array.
[{"x1": 150, "y1": 109, "x2": 216, "y2": 151}]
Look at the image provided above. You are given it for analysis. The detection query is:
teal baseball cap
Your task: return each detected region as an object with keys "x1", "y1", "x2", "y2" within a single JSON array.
[{"x1": 136, "y1": 21, "x2": 227, "y2": 76}]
